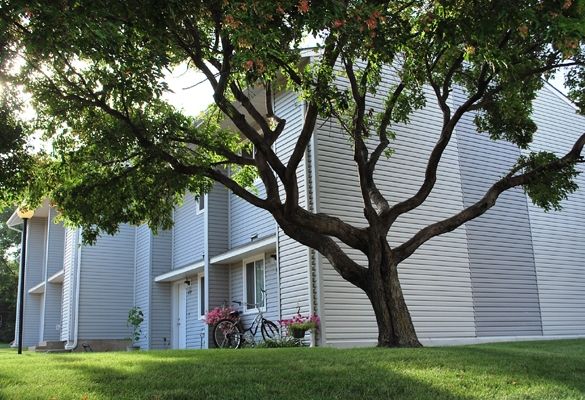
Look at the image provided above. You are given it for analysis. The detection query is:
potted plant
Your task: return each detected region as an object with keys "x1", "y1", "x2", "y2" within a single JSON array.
[
  {"x1": 127, "y1": 306, "x2": 144, "y2": 351},
  {"x1": 279, "y1": 312, "x2": 320, "y2": 339}
]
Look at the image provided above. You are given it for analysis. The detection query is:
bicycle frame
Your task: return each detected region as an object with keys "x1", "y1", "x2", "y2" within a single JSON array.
[{"x1": 231, "y1": 291, "x2": 272, "y2": 344}]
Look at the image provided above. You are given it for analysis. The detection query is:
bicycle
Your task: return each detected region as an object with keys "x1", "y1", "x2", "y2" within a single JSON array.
[{"x1": 212, "y1": 292, "x2": 279, "y2": 349}]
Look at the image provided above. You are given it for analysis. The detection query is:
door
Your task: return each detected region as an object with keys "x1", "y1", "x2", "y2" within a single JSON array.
[{"x1": 172, "y1": 282, "x2": 188, "y2": 349}]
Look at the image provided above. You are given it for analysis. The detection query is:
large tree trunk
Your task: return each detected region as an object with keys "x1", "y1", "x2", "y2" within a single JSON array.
[{"x1": 366, "y1": 239, "x2": 422, "y2": 347}]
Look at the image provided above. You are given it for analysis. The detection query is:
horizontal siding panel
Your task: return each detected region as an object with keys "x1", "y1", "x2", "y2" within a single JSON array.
[
  {"x1": 527, "y1": 85, "x2": 585, "y2": 337},
  {"x1": 173, "y1": 193, "x2": 205, "y2": 269},
  {"x1": 78, "y1": 225, "x2": 135, "y2": 339}
]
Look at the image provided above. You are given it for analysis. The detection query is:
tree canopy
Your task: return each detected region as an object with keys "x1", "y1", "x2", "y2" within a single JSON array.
[
  {"x1": 0, "y1": 0, "x2": 584, "y2": 346},
  {"x1": 0, "y1": 208, "x2": 19, "y2": 342}
]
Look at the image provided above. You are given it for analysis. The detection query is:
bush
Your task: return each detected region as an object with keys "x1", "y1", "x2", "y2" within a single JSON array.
[{"x1": 256, "y1": 336, "x2": 302, "y2": 348}]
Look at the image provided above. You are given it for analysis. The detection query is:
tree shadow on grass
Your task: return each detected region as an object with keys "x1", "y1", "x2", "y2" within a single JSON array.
[
  {"x1": 2, "y1": 341, "x2": 585, "y2": 399},
  {"x1": 52, "y1": 353, "x2": 476, "y2": 400}
]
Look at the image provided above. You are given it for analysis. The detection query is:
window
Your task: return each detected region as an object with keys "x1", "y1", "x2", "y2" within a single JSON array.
[
  {"x1": 197, "y1": 194, "x2": 205, "y2": 214},
  {"x1": 199, "y1": 275, "x2": 205, "y2": 318},
  {"x1": 243, "y1": 257, "x2": 265, "y2": 311}
]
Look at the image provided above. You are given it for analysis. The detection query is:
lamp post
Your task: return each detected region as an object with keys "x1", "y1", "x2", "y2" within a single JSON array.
[{"x1": 16, "y1": 208, "x2": 34, "y2": 354}]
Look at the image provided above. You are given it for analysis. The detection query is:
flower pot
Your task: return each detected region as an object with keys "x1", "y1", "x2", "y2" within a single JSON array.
[{"x1": 291, "y1": 328, "x2": 306, "y2": 339}]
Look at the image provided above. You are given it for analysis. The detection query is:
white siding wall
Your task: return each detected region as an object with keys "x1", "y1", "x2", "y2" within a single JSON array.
[
  {"x1": 527, "y1": 86, "x2": 585, "y2": 336},
  {"x1": 60, "y1": 228, "x2": 77, "y2": 342},
  {"x1": 227, "y1": 255, "x2": 279, "y2": 341},
  {"x1": 134, "y1": 225, "x2": 151, "y2": 348},
  {"x1": 208, "y1": 184, "x2": 230, "y2": 257},
  {"x1": 173, "y1": 193, "x2": 205, "y2": 269},
  {"x1": 315, "y1": 67, "x2": 476, "y2": 346},
  {"x1": 18, "y1": 218, "x2": 47, "y2": 347},
  {"x1": 185, "y1": 281, "x2": 206, "y2": 349},
  {"x1": 78, "y1": 224, "x2": 135, "y2": 339},
  {"x1": 229, "y1": 184, "x2": 274, "y2": 249},
  {"x1": 454, "y1": 88, "x2": 543, "y2": 337},
  {"x1": 150, "y1": 230, "x2": 173, "y2": 349},
  {"x1": 42, "y1": 210, "x2": 66, "y2": 341},
  {"x1": 274, "y1": 91, "x2": 312, "y2": 320}
]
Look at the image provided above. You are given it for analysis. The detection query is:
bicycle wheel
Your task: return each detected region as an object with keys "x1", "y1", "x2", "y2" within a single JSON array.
[
  {"x1": 213, "y1": 319, "x2": 241, "y2": 349},
  {"x1": 261, "y1": 319, "x2": 279, "y2": 341}
]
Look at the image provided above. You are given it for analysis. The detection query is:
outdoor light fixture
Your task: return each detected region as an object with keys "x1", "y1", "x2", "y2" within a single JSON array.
[
  {"x1": 16, "y1": 207, "x2": 34, "y2": 355},
  {"x1": 184, "y1": 279, "x2": 191, "y2": 286}
]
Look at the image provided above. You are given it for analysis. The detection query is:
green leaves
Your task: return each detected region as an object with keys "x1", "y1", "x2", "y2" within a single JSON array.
[
  {"x1": 517, "y1": 151, "x2": 581, "y2": 211},
  {"x1": 0, "y1": 0, "x2": 584, "y2": 240}
]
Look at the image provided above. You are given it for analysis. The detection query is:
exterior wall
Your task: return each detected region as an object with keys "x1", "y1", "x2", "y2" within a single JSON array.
[
  {"x1": 77, "y1": 224, "x2": 135, "y2": 339},
  {"x1": 273, "y1": 90, "x2": 312, "y2": 321},
  {"x1": 45, "y1": 209, "x2": 65, "y2": 277},
  {"x1": 60, "y1": 228, "x2": 77, "y2": 342},
  {"x1": 150, "y1": 231, "x2": 173, "y2": 349},
  {"x1": 42, "y1": 210, "x2": 66, "y2": 341},
  {"x1": 42, "y1": 282, "x2": 62, "y2": 341},
  {"x1": 227, "y1": 254, "x2": 279, "y2": 340},
  {"x1": 17, "y1": 217, "x2": 47, "y2": 347},
  {"x1": 527, "y1": 86, "x2": 585, "y2": 336},
  {"x1": 185, "y1": 279, "x2": 207, "y2": 349},
  {"x1": 208, "y1": 184, "x2": 230, "y2": 257},
  {"x1": 454, "y1": 88, "x2": 543, "y2": 337},
  {"x1": 229, "y1": 185, "x2": 273, "y2": 249},
  {"x1": 134, "y1": 225, "x2": 151, "y2": 349},
  {"x1": 315, "y1": 70, "x2": 476, "y2": 346},
  {"x1": 173, "y1": 192, "x2": 205, "y2": 269}
]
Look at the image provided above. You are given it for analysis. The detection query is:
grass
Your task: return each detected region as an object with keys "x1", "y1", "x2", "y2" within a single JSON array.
[{"x1": 0, "y1": 339, "x2": 584, "y2": 400}]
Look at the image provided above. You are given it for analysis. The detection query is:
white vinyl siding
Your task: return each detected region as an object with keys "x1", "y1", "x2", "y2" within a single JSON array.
[
  {"x1": 229, "y1": 184, "x2": 274, "y2": 248},
  {"x1": 77, "y1": 224, "x2": 135, "y2": 339},
  {"x1": 227, "y1": 255, "x2": 279, "y2": 340},
  {"x1": 273, "y1": 90, "x2": 312, "y2": 320},
  {"x1": 173, "y1": 193, "x2": 205, "y2": 269},
  {"x1": 526, "y1": 85, "x2": 585, "y2": 336},
  {"x1": 315, "y1": 67, "x2": 475, "y2": 346},
  {"x1": 18, "y1": 218, "x2": 48, "y2": 347},
  {"x1": 454, "y1": 87, "x2": 543, "y2": 337},
  {"x1": 60, "y1": 228, "x2": 77, "y2": 342}
]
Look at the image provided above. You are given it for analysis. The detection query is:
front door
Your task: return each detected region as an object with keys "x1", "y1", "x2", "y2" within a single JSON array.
[{"x1": 173, "y1": 282, "x2": 188, "y2": 349}]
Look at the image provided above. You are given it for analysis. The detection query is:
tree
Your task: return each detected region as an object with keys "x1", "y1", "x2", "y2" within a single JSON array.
[
  {"x1": 1, "y1": 0, "x2": 584, "y2": 347},
  {"x1": 0, "y1": 208, "x2": 19, "y2": 343}
]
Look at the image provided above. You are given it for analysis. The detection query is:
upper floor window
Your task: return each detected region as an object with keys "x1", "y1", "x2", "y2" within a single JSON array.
[
  {"x1": 197, "y1": 194, "x2": 205, "y2": 214},
  {"x1": 243, "y1": 256, "x2": 265, "y2": 311}
]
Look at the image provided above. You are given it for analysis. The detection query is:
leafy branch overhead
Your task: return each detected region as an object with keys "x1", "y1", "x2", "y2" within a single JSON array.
[{"x1": 1, "y1": 0, "x2": 584, "y2": 347}]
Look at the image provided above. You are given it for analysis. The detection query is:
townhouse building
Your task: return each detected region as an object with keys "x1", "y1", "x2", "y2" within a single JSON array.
[{"x1": 9, "y1": 76, "x2": 585, "y2": 351}]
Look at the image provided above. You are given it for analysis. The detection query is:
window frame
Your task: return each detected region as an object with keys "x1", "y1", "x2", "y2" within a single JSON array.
[
  {"x1": 196, "y1": 193, "x2": 205, "y2": 214},
  {"x1": 242, "y1": 254, "x2": 266, "y2": 314}
]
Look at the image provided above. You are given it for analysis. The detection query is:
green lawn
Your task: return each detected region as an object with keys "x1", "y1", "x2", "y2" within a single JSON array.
[{"x1": 0, "y1": 340, "x2": 584, "y2": 400}]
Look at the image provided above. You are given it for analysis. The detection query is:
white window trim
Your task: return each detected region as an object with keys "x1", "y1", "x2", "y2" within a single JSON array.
[
  {"x1": 242, "y1": 254, "x2": 266, "y2": 315},
  {"x1": 196, "y1": 194, "x2": 206, "y2": 215},
  {"x1": 198, "y1": 273, "x2": 206, "y2": 320}
]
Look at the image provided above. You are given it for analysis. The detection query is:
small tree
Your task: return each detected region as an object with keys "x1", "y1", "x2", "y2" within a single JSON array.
[
  {"x1": 127, "y1": 306, "x2": 144, "y2": 345},
  {"x1": 1, "y1": 1, "x2": 585, "y2": 347}
]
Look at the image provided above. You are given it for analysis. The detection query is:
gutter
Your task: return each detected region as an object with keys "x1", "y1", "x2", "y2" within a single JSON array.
[{"x1": 8, "y1": 224, "x2": 22, "y2": 233}]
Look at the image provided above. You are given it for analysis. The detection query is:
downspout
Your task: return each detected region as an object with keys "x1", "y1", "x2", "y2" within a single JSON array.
[
  {"x1": 65, "y1": 229, "x2": 82, "y2": 351},
  {"x1": 309, "y1": 116, "x2": 325, "y2": 347}
]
